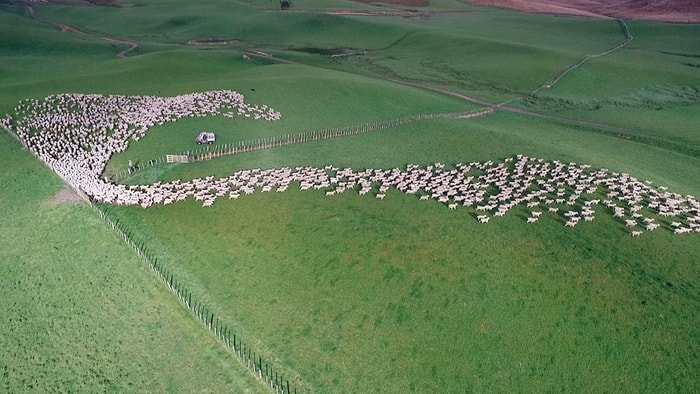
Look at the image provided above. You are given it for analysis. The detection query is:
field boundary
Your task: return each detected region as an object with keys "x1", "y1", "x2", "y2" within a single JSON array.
[
  {"x1": 190, "y1": 108, "x2": 494, "y2": 162},
  {"x1": 391, "y1": 79, "x2": 626, "y2": 131},
  {"x1": 22, "y1": 4, "x2": 138, "y2": 58},
  {"x1": 166, "y1": 154, "x2": 190, "y2": 163},
  {"x1": 89, "y1": 203, "x2": 301, "y2": 393},
  {"x1": 539, "y1": 19, "x2": 633, "y2": 90},
  {"x1": 111, "y1": 107, "x2": 494, "y2": 181},
  {"x1": 2, "y1": 125, "x2": 302, "y2": 394}
]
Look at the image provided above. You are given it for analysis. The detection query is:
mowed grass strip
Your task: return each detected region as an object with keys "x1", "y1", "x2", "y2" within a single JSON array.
[{"x1": 0, "y1": 132, "x2": 267, "y2": 393}]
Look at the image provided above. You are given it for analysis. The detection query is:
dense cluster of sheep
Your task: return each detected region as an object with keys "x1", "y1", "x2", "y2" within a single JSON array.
[
  {"x1": 3, "y1": 90, "x2": 281, "y2": 202},
  {"x1": 2, "y1": 92, "x2": 699, "y2": 236}
]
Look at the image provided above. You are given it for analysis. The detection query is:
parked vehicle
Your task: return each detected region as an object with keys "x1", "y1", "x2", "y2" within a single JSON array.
[{"x1": 196, "y1": 132, "x2": 215, "y2": 144}]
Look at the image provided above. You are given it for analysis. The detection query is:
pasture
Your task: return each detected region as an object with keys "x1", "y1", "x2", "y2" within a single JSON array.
[
  {"x1": 2, "y1": 0, "x2": 699, "y2": 392},
  {"x1": 0, "y1": 132, "x2": 267, "y2": 393}
]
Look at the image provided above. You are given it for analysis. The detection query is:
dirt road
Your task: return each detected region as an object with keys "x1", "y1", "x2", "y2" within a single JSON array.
[
  {"x1": 24, "y1": 5, "x2": 138, "y2": 58},
  {"x1": 460, "y1": 0, "x2": 700, "y2": 23},
  {"x1": 390, "y1": 79, "x2": 623, "y2": 130}
]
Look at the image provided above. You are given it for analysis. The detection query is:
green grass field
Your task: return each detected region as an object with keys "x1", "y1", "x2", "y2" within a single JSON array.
[
  {"x1": 101, "y1": 114, "x2": 700, "y2": 392},
  {"x1": 0, "y1": 133, "x2": 267, "y2": 393},
  {"x1": 2, "y1": 0, "x2": 699, "y2": 392}
]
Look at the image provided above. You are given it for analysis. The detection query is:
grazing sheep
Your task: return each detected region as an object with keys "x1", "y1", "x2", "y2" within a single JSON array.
[{"x1": 5, "y1": 96, "x2": 699, "y2": 239}]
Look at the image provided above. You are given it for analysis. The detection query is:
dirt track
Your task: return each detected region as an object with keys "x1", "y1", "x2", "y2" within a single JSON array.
[
  {"x1": 390, "y1": 79, "x2": 624, "y2": 131},
  {"x1": 349, "y1": 0, "x2": 700, "y2": 22},
  {"x1": 460, "y1": 0, "x2": 700, "y2": 23},
  {"x1": 23, "y1": 4, "x2": 138, "y2": 58},
  {"x1": 351, "y1": 0, "x2": 429, "y2": 6}
]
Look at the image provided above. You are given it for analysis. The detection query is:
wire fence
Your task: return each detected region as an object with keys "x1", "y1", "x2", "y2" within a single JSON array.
[
  {"x1": 2, "y1": 124, "x2": 301, "y2": 394},
  {"x1": 113, "y1": 108, "x2": 494, "y2": 181},
  {"x1": 4, "y1": 108, "x2": 494, "y2": 393},
  {"x1": 87, "y1": 203, "x2": 301, "y2": 394}
]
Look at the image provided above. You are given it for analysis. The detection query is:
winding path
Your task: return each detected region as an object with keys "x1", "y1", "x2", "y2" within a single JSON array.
[
  {"x1": 25, "y1": 5, "x2": 138, "y2": 58},
  {"x1": 15, "y1": 4, "x2": 654, "y2": 147},
  {"x1": 539, "y1": 19, "x2": 633, "y2": 90},
  {"x1": 390, "y1": 79, "x2": 624, "y2": 131},
  {"x1": 241, "y1": 51, "x2": 623, "y2": 132}
]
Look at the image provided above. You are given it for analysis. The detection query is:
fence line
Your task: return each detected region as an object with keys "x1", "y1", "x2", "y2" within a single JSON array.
[
  {"x1": 114, "y1": 108, "x2": 494, "y2": 181},
  {"x1": 88, "y1": 202, "x2": 302, "y2": 393},
  {"x1": 2, "y1": 125, "x2": 300, "y2": 393},
  {"x1": 5, "y1": 107, "x2": 495, "y2": 392},
  {"x1": 190, "y1": 108, "x2": 493, "y2": 163}
]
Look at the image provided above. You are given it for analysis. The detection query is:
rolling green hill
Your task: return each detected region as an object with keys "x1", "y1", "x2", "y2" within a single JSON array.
[{"x1": 2, "y1": 0, "x2": 699, "y2": 392}]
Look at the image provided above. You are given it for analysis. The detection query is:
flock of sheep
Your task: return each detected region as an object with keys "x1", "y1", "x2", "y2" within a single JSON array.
[
  {"x1": 2, "y1": 91, "x2": 699, "y2": 236},
  {"x1": 2, "y1": 90, "x2": 280, "y2": 203}
]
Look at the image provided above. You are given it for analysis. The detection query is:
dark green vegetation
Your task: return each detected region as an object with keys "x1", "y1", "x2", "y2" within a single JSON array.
[{"x1": 2, "y1": 0, "x2": 699, "y2": 392}]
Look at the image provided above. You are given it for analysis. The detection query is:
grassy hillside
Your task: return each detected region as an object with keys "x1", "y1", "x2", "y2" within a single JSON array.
[
  {"x1": 102, "y1": 114, "x2": 700, "y2": 393},
  {"x1": 0, "y1": 133, "x2": 267, "y2": 393},
  {"x1": 107, "y1": 189, "x2": 700, "y2": 392},
  {"x1": 517, "y1": 21, "x2": 700, "y2": 157},
  {"x1": 2, "y1": 0, "x2": 699, "y2": 392}
]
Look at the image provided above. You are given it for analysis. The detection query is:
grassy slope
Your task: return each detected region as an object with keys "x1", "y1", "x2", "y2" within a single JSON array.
[
  {"x1": 2, "y1": 0, "x2": 699, "y2": 393},
  {"x1": 104, "y1": 64, "x2": 479, "y2": 180},
  {"x1": 105, "y1": 114, "x2": 700, "y2": 393},
  {"x1": 0, "y1": 133, "x2": 267, "y2": 393},
  {"x1": 107, "y1": 175, "x2": 700, "y2": 393},
  {"x1": 30, "y1": 0, "x2": 625, "y2": 103},
  {"x1": 518, "y1": 21, "x2": 700, "y2": 156},
  {"x1": 361, "y1": 10, "x2": 624, "y2": 100}
]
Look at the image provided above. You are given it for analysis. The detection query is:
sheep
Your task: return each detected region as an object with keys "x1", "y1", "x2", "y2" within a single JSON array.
[{"x1": 7, "y1": 97, "x2": 699, "y2": 239}]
